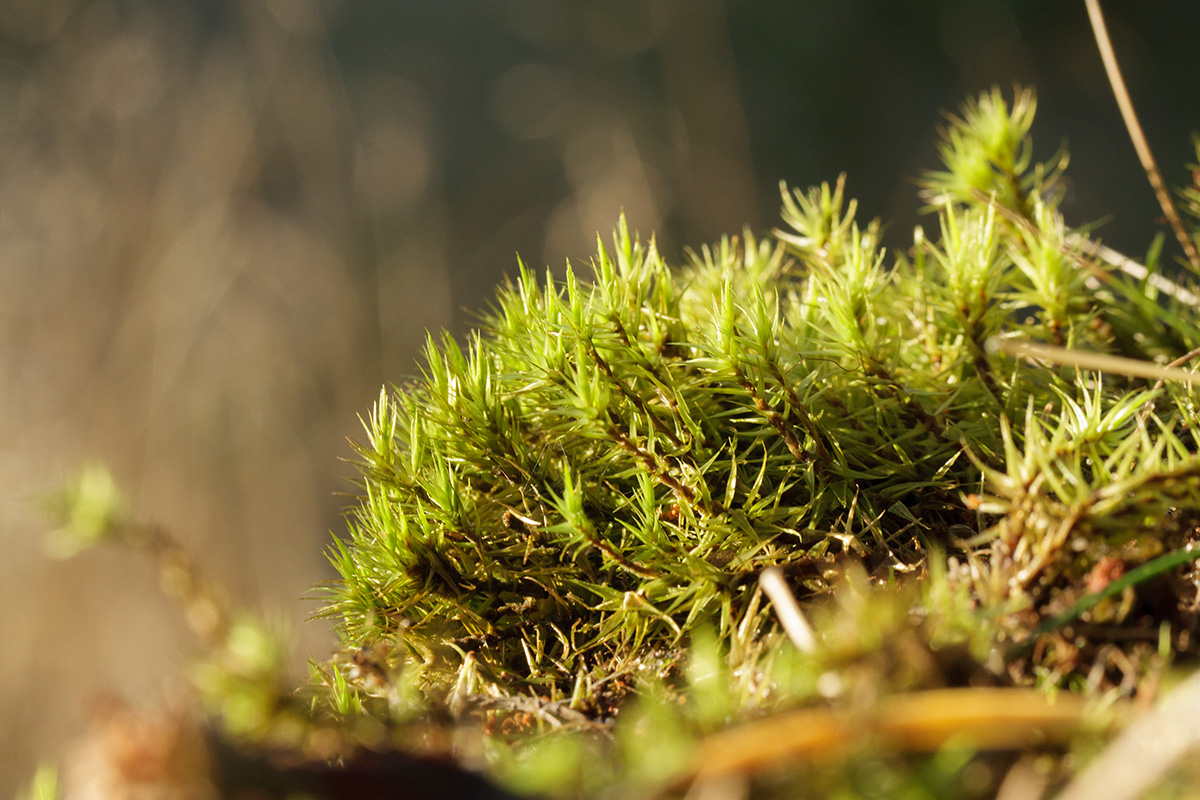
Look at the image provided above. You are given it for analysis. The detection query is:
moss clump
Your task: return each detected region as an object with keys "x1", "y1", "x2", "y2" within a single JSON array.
[
  {"x1": 324, "y1": 87, "x2": 1200, "y2": 721},
  {"x1": 37, "y1": 86, "x2": 1200, "y2": 800}
]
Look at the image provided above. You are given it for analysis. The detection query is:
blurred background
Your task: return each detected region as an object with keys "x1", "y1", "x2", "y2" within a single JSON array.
[{"x1": 1, "y1": 0, "x2": 1199, "y2": 791}]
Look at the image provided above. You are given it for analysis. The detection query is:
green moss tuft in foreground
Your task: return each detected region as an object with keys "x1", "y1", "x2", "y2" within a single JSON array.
[{"x1": 323, "y1": 87, "x2": 1200, "y2": 722}]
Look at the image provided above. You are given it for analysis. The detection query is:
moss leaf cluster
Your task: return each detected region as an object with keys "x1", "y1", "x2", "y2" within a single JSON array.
[{"x1": 325, "y1": 88, "x2": 1200, "y2": 720}]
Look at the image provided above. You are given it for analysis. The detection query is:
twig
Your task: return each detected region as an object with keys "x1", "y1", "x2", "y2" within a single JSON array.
[
  {"x1": 1079, "y1": 237, "x2": 1200, "y2": 307},
  {"x1": 1085, "y1": 0, "x2": 1200, "y2": 271},
  {"x1": 988, "y1": 337, "x2": 1200, "y2": 386},
  {"x1": 971, "y1": 186, "x2": 1200, "y2": 307},
  {"x1": 683, "y1": 687, "x2": 1086, "y2": 784},
  {"x1": 1153, "y1": 344, "x2": 1200, "y2": 390},
  {"x1": 759, "y1": 567, "x2": 817, "y2": 653}
]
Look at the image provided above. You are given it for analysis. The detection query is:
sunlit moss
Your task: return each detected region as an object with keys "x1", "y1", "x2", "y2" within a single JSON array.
[
  {"x1": 325, "y1": 88, "x2": 1200, "y2": 729},
  {"x1": 43, "y1": 86, "x2": 1200, "y2": 800}
]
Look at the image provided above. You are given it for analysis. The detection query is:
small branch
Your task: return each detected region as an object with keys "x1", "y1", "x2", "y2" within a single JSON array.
[
  {"x1": 759, "y1": 567, "x2": 817, "y2": 653},
  {"x1": 1152, "y1": 343, "x2": 1200, "y2": 392},
  {"x1": 681, "y1": 687, "x2": 1085, "y2": 786},
  {"x1": 1085, "y1": 0, "x2": 1200, "y2": 272},
  {"x1": 975, "y1": 186, "x2": 1200, "y2": 306},
  {"x1": 1080, "y1": 238, "x2": 1200, "y2": 306},
  {"x1": 988, "y1": 337, "x2": 1200, "y2": 386}
]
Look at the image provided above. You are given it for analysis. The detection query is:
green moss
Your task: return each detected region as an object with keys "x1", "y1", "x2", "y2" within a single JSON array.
[
  {"x1": 322, "y1": 87, "x2": 1200, "y2": 726},
  {"x1": 46, "y1": 85, "x2": 1200, "y2": 800}
]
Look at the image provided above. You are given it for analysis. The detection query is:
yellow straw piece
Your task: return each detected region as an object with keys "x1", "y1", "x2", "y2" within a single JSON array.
[
  {"x1": 988, "y1": 338, "x2": 1200, "y2": 387},
  {"x1": 686, "y1": 687, "x2": 1087, "y2": 782},
  {"x1": 759, "y1": 567, "x2": 818, "y2": 654}
]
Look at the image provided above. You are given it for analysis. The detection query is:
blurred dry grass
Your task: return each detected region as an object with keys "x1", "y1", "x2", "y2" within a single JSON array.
[
  {"x1": 0, "y1": 1, "x2": 392, "y2": 790},
  {"x1": 0, "y1": 0, "x2": 761, "y2": 792}
]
